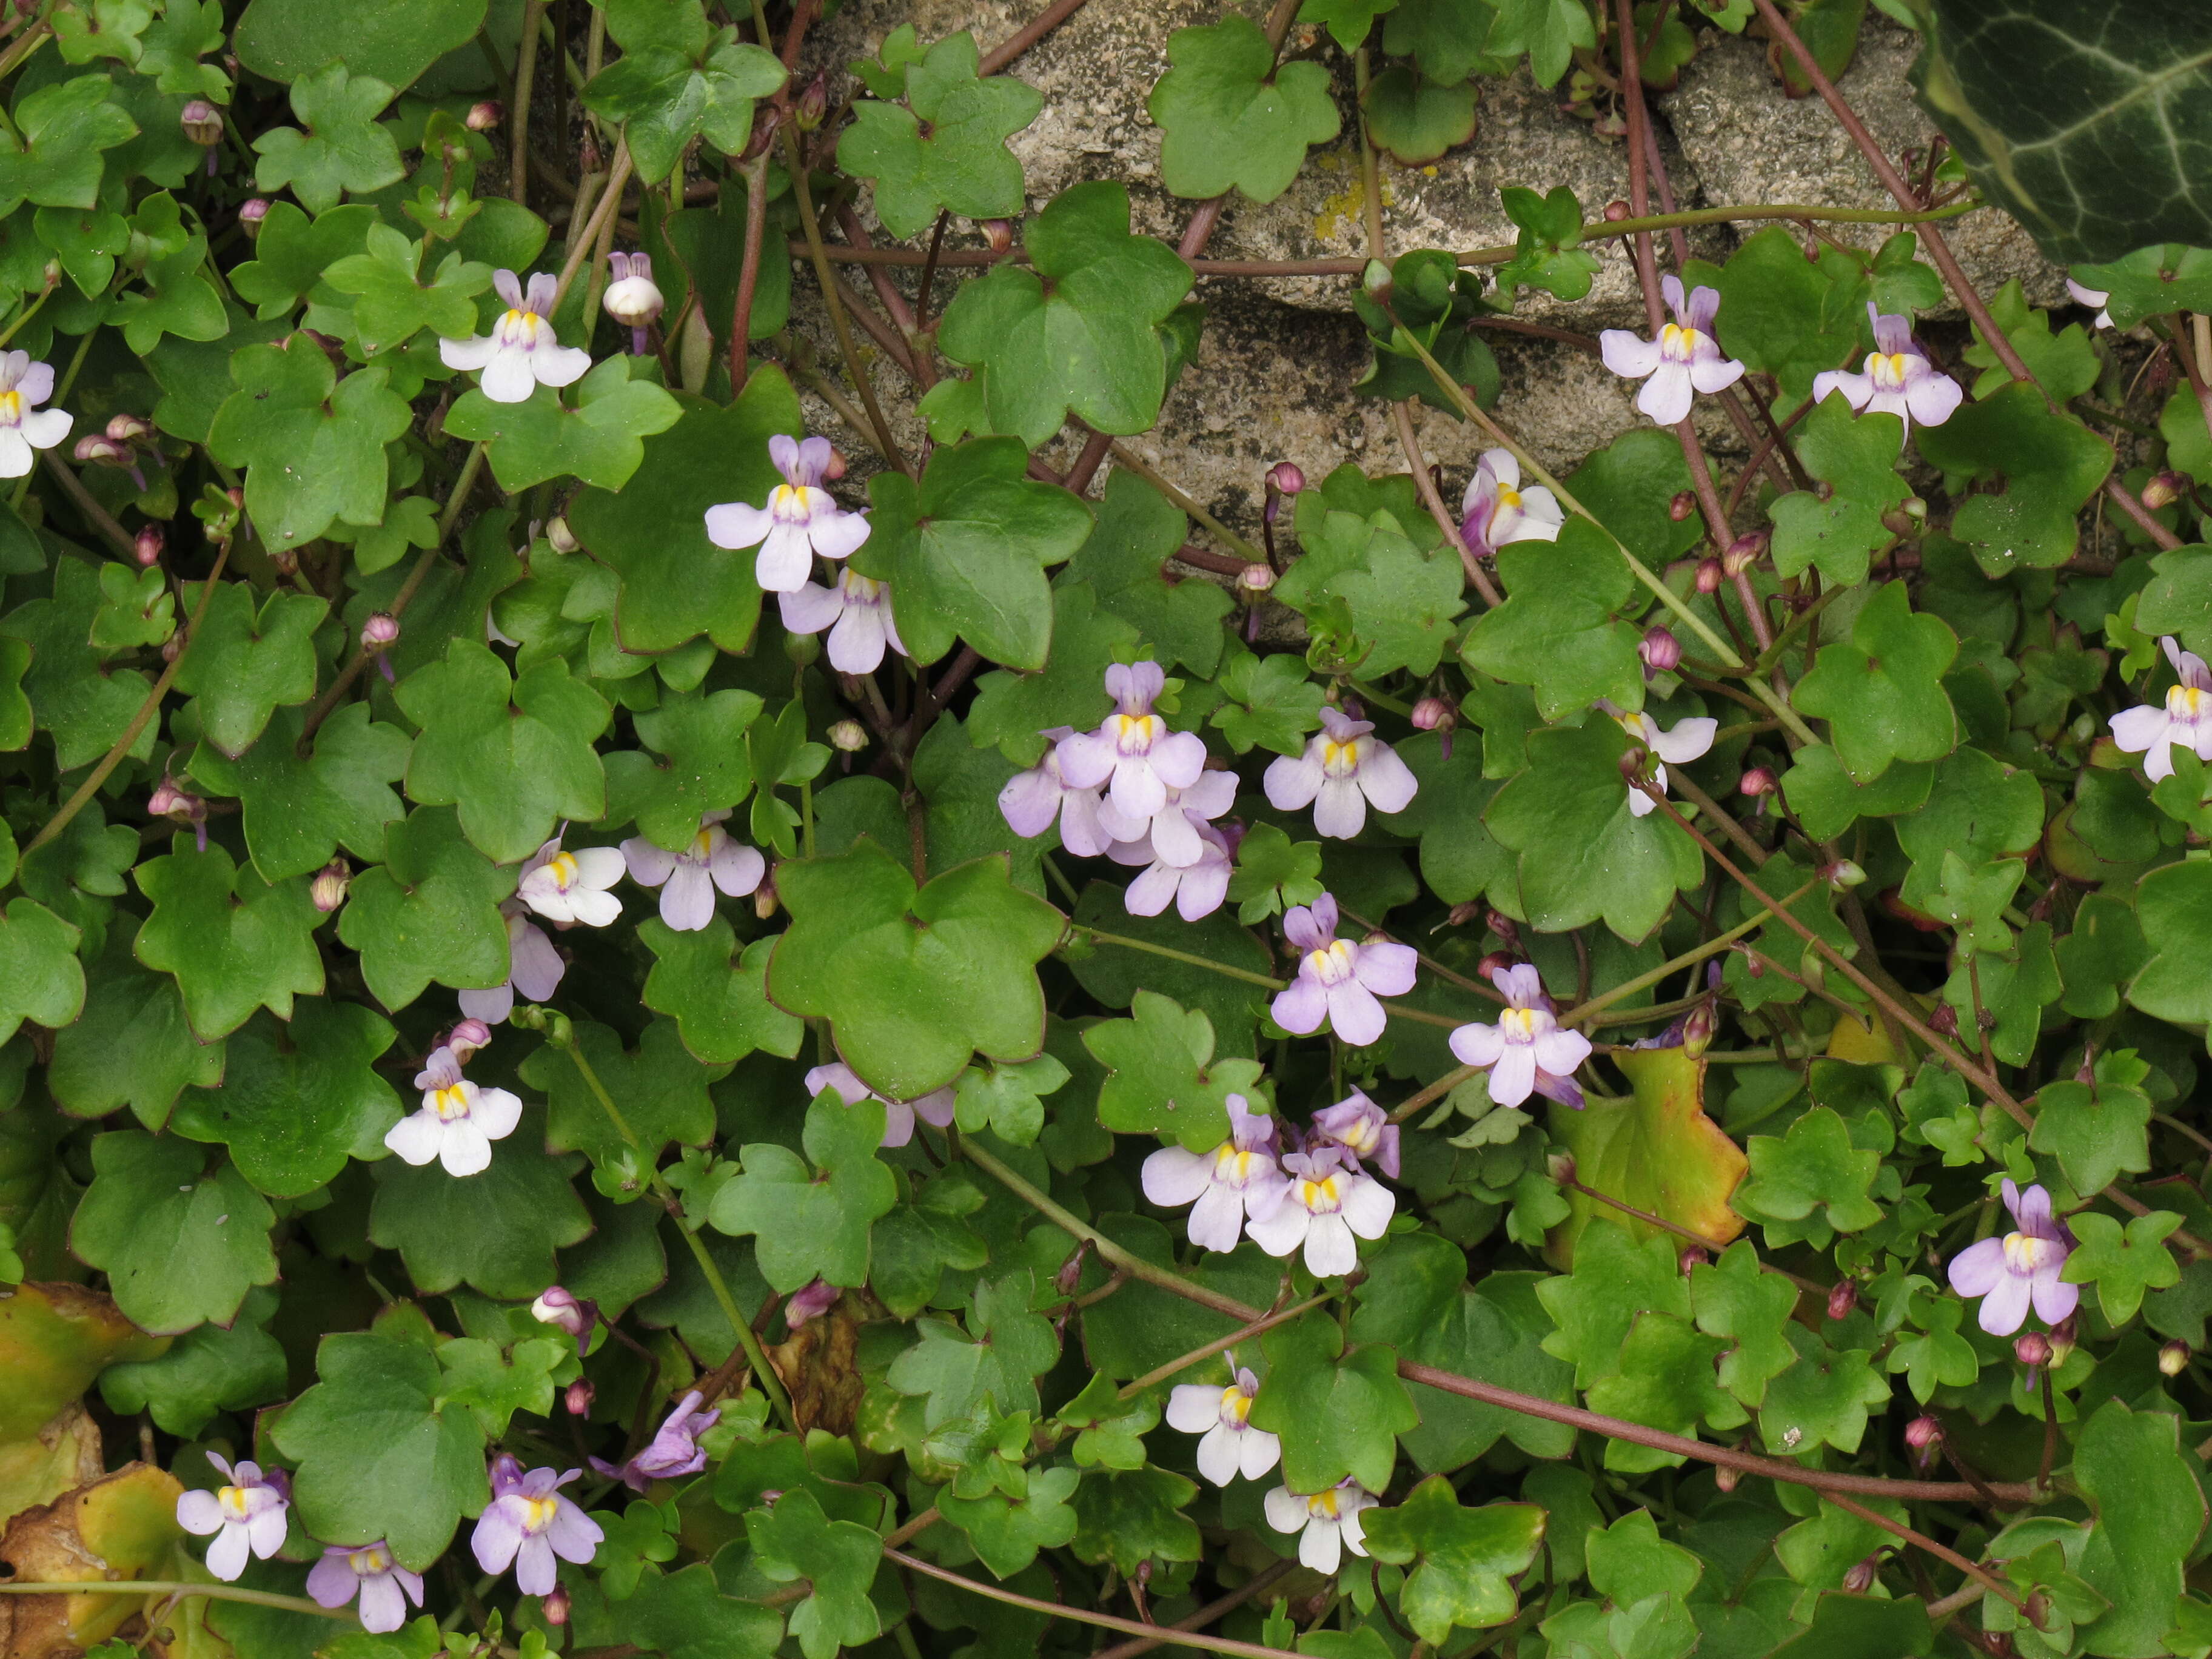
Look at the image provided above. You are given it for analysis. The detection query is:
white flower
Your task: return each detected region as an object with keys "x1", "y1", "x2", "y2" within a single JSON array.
[
  {"x1": 307, "y1": 1543, "x2": 424, "y2": 1633},
  {"x1": 1810, "y1": 303, "x2": 1963, "y2": 435},
  {"x1": 458, "y1": 902, "x2": 565, "y2": 1024},
  {"x1": 1056, "y1": 661, "x2": 1207, "y2": 823},
  {"x1": 2110, "y1": 636, "x2": 2212, "y2": 782},
  {"x1": 515, "y1": 836, "x2": 625, "y2": 926},
  {"x1": 807, "y1": 1061, "x2": 954, "y2": 1150},
  {"x1": 1459, "y1": 447, "x2": 1563, "y2": 558},
  {"x1": 705, "y1": 434, "x2": 871, "y2": 594},
  {"x1": 1141, "y1": 1094, "x2": 1288, "y2": 1252},
  {"x1": 0, "y1": 351, "x2": 70, "y2": 477},
  {"x1": 2066, "y1": 278, "x2": 2113, "y2": 330},
  {"x1": 1600, "y1": 275, "x2": 1745, "y2": 426},
  {"x1": 1165, "y1": 1366, "x2": 1281, "y2": 1486},
  {"x1": 176, "y1": 1454, "x2": 289, "y2": 1581},
  {"x1": 1270, "y1": 893, "x2": 1417, "y2": 1048},
  {"x1": 1242, "y1": 1145, "x2": 1395, "y2": 1277},
  {"x1": 1112, "y1": 817, "x2": 1232, "y2": 921},
  {"x1": 780, "y1": 568, "x2": 905, "y2": 672},
  {"x1": 1262, "y1": 1478, "x2": 1376, "y2": 1574},
  {"x1": 439, "y1": 270, "x2": 592, "y2": 403},
  {"x1": 621, "y1": 812, "x2": 765, "y2": 931},
  {"x1": 1598, "y1": 699, "x2": 1716, "y2": 817},
  {"x1": 1447, "y1": 964, "x2": 1592, "y2": 1109},
  {"x1": 998, "y1": 729, "x2": 1113, "y2": 857},
  {"x1": 384, "y1": 1047, "x2": 525, "y2": 1177},
  {"x1": 1264, "y1": 706, "x2": 1418, "y2": 839}
]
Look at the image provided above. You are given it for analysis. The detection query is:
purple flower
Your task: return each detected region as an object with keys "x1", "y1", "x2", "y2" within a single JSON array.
[
  {"x1": 1264, "y1": 707, "x2": 1418, "y2": 839},
  {"x1": 1811, "y1": 304, "x2": 1963, "y2": 434},
  {"x1": 531, "y1": 1285, "x2": 598, "y2": 1354},
  {"x1": 1270, "y1": 894, "x2": 1416, "y2": 1048},
  {"x1": 471, "y1": 1456, "x2": 603, "y2": 1595},
  {"x1": 1165, "y1": 1366, "x2": 1280, "y2": 1486},
  {"x1": 621, "y1": 812, "x2": 766, "y2": 932},
  {"x1": 1141, "y1": 1093, "x2": 1289, "y2": 1253},
  {"x1": 779, "y1": 568, "x2": 905, "y2": 672},
  {"x1": 0, "y1": 352, "x2": 69, "y2": 478},
  {"x1": 591, "y1": 1390, "x2": 720, "y2": 1493},
  {"x1": 176, "y1": 1454, "x2": 289, "y2": 1581},
  {"x1": 1948, "y1": 1180, "x2": 2079, "y2": 1336},
  {"x1": 2110, "y1": 636, "x2": 2212, "y2": 782},
  {"x1": 458, "y1": 902, "x2": 566, "y2": 1024},
  {"x1": 440, "y1": 270, "x2": 592, "y2": 404},
  {"x1": 386, "y1": 1045, "x2": 525, "y2": 1177},
  {"x1": 1600, "y1": 275, "x2": 1745, "y2": 426},
  {"x1": 1056, "y1": 662, "x2": 1207, "y2": 826},
  {"x1": 1263, "y1": 1477, "x2": 1376, "y2": 1574},
  {"x1": 1310, "y1": 1089, "x2": 1399, "y2": 1179},
  {"x1": 307, "y1": 1542, "x2": 424, "y2": 1633},
  {"x1": 1447, "y1": 964, "x2": 1591, "y2": 1109},
  {"x1": 1598, "y1": 700, "x2": 1717, "y2": 818},
  {"x1": 807, "y1": 1061, "x2": 954, "y2": 1150},
  {"x1": 705, "y1": 434, "x2": 871, "y2": 594},
  {"x1": 1459, "y1": 447, "x2": 1563, "y2": 559},
  {"x1": 785, "y1": 1277, "x2": 840, "y2": 1327},
  {"x1": 1111, "y1": 817, "x2": 1232, "y2": 922},
  {"x1": 1243, "y1": 1145, "x2": 1395, "y2": 1276},
  {"x1": 516, "y1": 836, "x2": 625, "y2": 927},
  {"x1": 998, "y1": 729, "x2": 1113, "y2": 856}
]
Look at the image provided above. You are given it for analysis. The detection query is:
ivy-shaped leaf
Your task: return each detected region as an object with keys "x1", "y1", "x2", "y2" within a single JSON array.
[
  {"x1": 840, "y1": 30, "x2": 1041, "y2": 237},
  {"x1": 170, "y1": 583, "x2": 327, "y2": 757},
  {"x1": 1147, "y1": 16, "x2": 1340, "y2": 204},
  {"x1": 70, "y1": 1131, "x2": 278, "y2": 1333},
  {"x1": 706, "y1": 1091, "x2": 897, "y2": 1292},
  {"x1": 133, "y1": 841, "x2": 325, "y2": 1042},
  {"x1": 444, "y1": 355, "x2": 683, "y2": 494},
  {"x1": 250, "y1": 62, "x2": 405, "y2": 213},
  {"x1": 1792, "y1": 579, "x2": 1959, "y2": 783},
  {"x1": 206, "y1": 337, "x2": 414, "y2": 549}
]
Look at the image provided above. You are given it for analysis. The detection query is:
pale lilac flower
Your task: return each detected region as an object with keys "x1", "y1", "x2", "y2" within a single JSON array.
[
  {"x1": 440, "y1": 270, "x2": 592, "y2": 404},
  {"x1": 1310, "y1": 1089, "x2": 1399, "y2": 1179},
  {"x1": 0, "y1": 352, "x2": 70, "y2": 477},
  {"x1": 1243, "y1": 1145, "x2": 1395, "y2": 1276},
  {"x1": 998, "y1": 729, "x2": 1113, "y2": 857},
  {"x1": 1111, "y1": 817, "x2": 1232, "y2": 921},
  {"x1": 621, "y1": 812, "x2": 765, "y2": 931},
  {"x1": 1598, "y1": 700, "x2": 1717, "y2": 818},
  {"x1": 1141, "y1": 1093, "x2": 1289, "y2": 1253},
  {"x1": 176, "y1": 1455, "x2": 289, "y2": 1581},
  {"x1": 516, "y1": 836, "x2": 625, "y2": 927},
  {"x1": 385, "y1": 1045, "x2": 525, "y2": 1177},
  {"x1": 1947, "y1": 1180, "x2": 2078, "y2": 1336},
  {"x1": 1165, "y1": 1366, "x2": 1280, "y2": 1486},
  {"x1": 1458, "y1": 447, "x2": 1562, "y2": 558},
  {"x1": 705, "y1": 434, "x2": 870, "y2": 594},
  {"x1": 591, "y1": 1390, "x2": 719, "y2": 1492},
  {"x1": 471, "y1": 1456, "x2": 602, "y2": 1595},
  {"x1": 2110, "y1": 636, "x2": 2212, "y2": 782},
  {"x1": 779, "y1": 568, "x2": 903, "y2": 672},
  {"x1": 458, "y1": 902, "x2": 566, "y2": 1023},
  {"x1": 1270, "y1": 894, "x2": 1416, "y2": 1047},
  {"x1": 307, "y1": 1543, "x2": 424, "y2": 1633},
  {"x1": 603, "y1": 251, "x2": 664, "y2": 353},
  {"x1": 1600, "y1": 275, "x2": 1744, "y2": 425},
  {"x1": 531, "y1": 1285, "x2": 597, "y2": 1354},
  {"x1": 1056, "y1": 662, "x2": 1207, "y2": 823},
  {"x1": 807, "y1": 1061, "x2": 954, "y2": 1150},
  {"x1": 786, "y1": 1277, "x2": 840, "y2": 1327},
  {"x1": 1447, "y1": 964, "x2": 1591, "y2": 1110},
  {"x1": 1263, "y1": 1478, "x2": 1377, "y2": 1573},
  {"x1": 2066, "y1": 278, "x2": 2113, "y2": 330},
  {"x1": 1099, "y1": 769, "x2": 1236, "y2": 870},
  {"x1": 1264, "y1": 707, "x2": 1418, "y2": 839},
  {"x1": 1811, "y1": 303, "x2": 1962, "y2": 435}
]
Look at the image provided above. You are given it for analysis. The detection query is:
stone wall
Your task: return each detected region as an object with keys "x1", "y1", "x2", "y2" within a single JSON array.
[{"x1": 793, "y1": 2, "x2": 2067, "y2": 543}]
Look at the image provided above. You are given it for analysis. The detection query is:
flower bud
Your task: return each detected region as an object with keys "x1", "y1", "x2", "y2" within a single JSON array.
[
  {"x1": 360, "y1": 612, "x2": 400, "y2": 650},
  {"x1": 107, "y1": 413, "x2": 151, "y2": 444},
  {"x1": 1678, "y1": 1245, "x2": 1709, "y2": 1274},
  {"x1": 1928, "y1": 1001, "x2": 1958, "y2": 1037},
  {"x1": 1475, "y1": 950, "x2": 1515, "y2": 980},
  {"x1": 1905, "y1": 1415, "x2": 1941, "y2": 1449},
  {"x1": 1721, "y1": 530, "x2": 1768, "y2": 577},
  {"x1": 785, "y1": 628, "x2": 820, "y2": 666},
  {"x1": 982, "y1": 218, "x2": 1014, "y2": 255},
  {"x1": 1738, "y1": 766, "x2": 1776, "y2": 797},
  {"x1": 1547, "y1": 1151, "x2": 1577, "y2": 1186},
  {"x1": 180, "y1": 99, "x2": 223, "y2": 146},
  {"x1": 2045, "y1": 1318, "x2": 2075, "y2": 1367},
  {"x1": 1668, "y1": 490, "x2": 1697, "y2": 522},
  {"x1": 2014, "y1": 1332, "x2": 2051, "y2": 1369},
  {"x1": 541, "y1": 1587, "x2": 571, "y2": 1626},
  {"x1": 1267, "y1": 461, "x2": 1306, "y2": 496},
  {"x1": 1237, "y1": 563, "x2": 1275, "y2": 593},
  {"x1": 1053, "y1": 1240, "x2": 1091, "y2": 1298},
  {"x1": 1842, "y1": 1555, "x2": 1879, "y2": 1594},
  {"x1": 134, "y1": 524, "x2": 164, "y2": 566},
  {"x1": 753, "y1": 874, "x2": 779, "y2": 919},
  {"x1": 1826, "y1": 1279, "x2": 1856, "y2": 1320},
  {"x1": 786, "y1": 1276, "x2": 840, "y2": 1327},
  {"x1": 1603, "y1": 199, "x2": 1630, "y2": 221},
  {"x1": 793, "y1": 74, "x2": 828, "y2": 131},
  {"x1": 531, "y1": 1285, "x2": 597, "y2": 1340},
  {"x1": 1695, "y1": 557, "x2": 1723, "y2": 594},
  {"x1": 237, "y1": 198, "x2": 269, "y2": 237},
  {"x1": 1485, "y1": 910, "x2": 1523, "y2": 951},
  {"x1": 1410, "y1": 696, "x2": 1453, "y2": 732},
  {"x1": 1681, "y1": 1000, "x2": 1716, "y2": 1057},
  {"x1": 828, "y1": 719, "x2": 867, "y2": 752},
  {"x1": 546, "y1": 515, "x2": 580, "y2": 554},
  {"x1": 448, "y1": 1018, "x2": 494, "y2": 1062},
  {"x1": 2142, "y1": 471, "x2": 2184, "y2": 510},
  {"x1": 2161, "y1": 1340, "x2": 2191, "y2": 1376},
  {"x1": 1445, "y1": 901, "x2": 1484, "y2": 927},
  {"x1": 564, "y1": 1379, "x2": 595, "y2": 1416},
  {"x1": 603, "y1": 252, "x2": 665, "y2": 327},
  {"x1": 310, "y1": 860, "x2": 351, "y2": 913},
  {"x1": 1714, "y1": 1463, "x2": 1741, "y2": 1492},
  {"x1": 1819, "y1": 859, "x2": 1867, "y2": 890},
  {"x1": 1617, "y1": 743, "x2": 1650, "y2": 784},
  {"x1": 1639, "y1": 626, "x2": 1681, "y2": 674},
  {"x1": 147, "y1": 779, "x2": 189, "y2": 818},
  {"x1": 466, "y1": 99, "x2": 504, "y2": 132},
  {"x1": 75, "y1": 435, "x2": 126, "y2": 466}
]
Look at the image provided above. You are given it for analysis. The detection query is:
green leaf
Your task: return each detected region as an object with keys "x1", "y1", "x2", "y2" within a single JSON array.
[
  {"x1": 1564, "y1": 428, "x2": 1703, "y2": 569},
  {"x1": 47, "y1": 941, "x2": 224, "y2": 1128},
  {"x1": 1493, "y1": 184, "x2": 1603, "y2": 304},
  {"x1": 2029, "y1": 1051, "x2": 2154, "y2": 1196},
  {"x1": 938, "y1": 1463, "x2": 1079, "y2": 1578},
  {"x1": 2071, "y1": 243, "x2": 2212, "y2": 332},
  {"x1": 335, "y1": 806, "x2": 514, "y2": 1011},
  {"x1": 2130, "y1": 859, "x2": 2212, "y2": 1034},
  {"x1": 2062, "y1": 1209, "x2": 2181, "y2": 1325},
  {"x1": 1584, "y1": 1509, "x2": 1701, "y2": 1604},
  {"x1": 1147, "y1": 16, "x2": 1339, "y2": 203},
  {"x1": 1209, "y1": 647, "x2": 1327, "y2": 757},
  {"x1": 1690, "y1": 1239, "x2": 1801, "y2": 1409},
  {"x1": 1301, "y1": 0, "x2": 1400, "y2": 52},
  {"x1": 965, "y1": 584, "x2": 1136, "y2": 766},
  {"x1": 2073, "y1": 1398, "x2": 2208, "y2": 1655},
  {"x1": 169, "y1": 1000, "x2": 400, "y2": 1198},
  {"x1": 190, "y1": 704, "x2": 411, "y2": 884},
  {"x1": 446, "y1": 355, "x2": 683, "y2": 493},
  {"x1": 1460, "y1": 517, "x2": 1643, "y2": 720},
  {"x1": 1361, "y1": 1478, "x2": 1543, "y2": 1644},
  {"x1": 937, "y1": 181, "x2": 1193, "y2": 449},
  {"x1": 1487, "y1": 0, "x2": 1597, "y2": 85},
  {"x1": 367, "y1": 1120, "x2": 592, "y2": 1298},
  {"x1": 234, "y1": 0, "x2": 487, "y2": 92},
  {"x1": 170, "y1": 583, "x2": 327, "y2": 757},
  {"x1": 435, "y1": 1333, "x2": 565, "y2": 1438},
  {"x1": 268, "y1": 1329, "x2": 489, "y2": 1570},
  {"x1": 840, "y1": 32, "x2": 1041, "y2": 237},
  {"x1": 524, "y1": 1017, "x2": 723, "y2": 1168},
  {"x1": 1706, "y1": 227, "x2": 1866, "y2": 401},
  {"x1": 133, "y1": 842, "x2": 324, "y2": 1042},
  {"x1": 1068, "y1": 1465, "x2": 1201, "y2": 1575},
  {"x1": 1082, "y1": 990, "x2": 1266, "y2": 1151},
  {"x1": 69, "y1": 1131, "x2": 278, "y2": 1333},
  {"x1": 603, "y1": 1564, "x2": 783, "y2": 1659},
  {"x1": 581, "y1": 28, "x2": 785, "y2": 183},
  {"x1": 1962, "y1": 279, "x2": 2101, "y2": 402},
  {"x1": 1768, "y1": 397, "x2": 1908, "y2": 587},
  {"x1": 1062, "y1": 471, "x2": 1230, "y2": 677},
  {"x1": 1248, "y1": 1315, "x2": 1416, "y2": 1493},
  {"x1": 207, "y1": 337, "x2": 414, "y2": 549},
  {"x1": 1580, "y1": 1310, "x2": 1741, "y2": 1472},
  {"x1": 1758, "y1": 1324, "x2": 1890, "y2": 1456},
  {"x1": 1914, "y1": 383, "x2": 2114, "y2": 574},
  {"x1": 640, "y1": 919, "x2": 803, "y2": 1066},
  {"x1": 887, "y1": 1269, "x2": 1059, "y2": 1427},
  {"x1": 707, "y1": 1090, "x2": 897, "y2": 1292},
  {"x1": 1778, "y1": 742, "x2": 1931, "y2": 842},
  {"x1": 0, "y1": 897, "x2": 85, "y2": 1048},
  {"x1": 96, "y1": 1285, "x2": 286, "y2": 1438},
  {"x1": 1358, "y1": 67, "x2": 1478, "y2": 167},
  {"x1": 743, "y1": 1488, "x2": 881, "y2": 1659},
  {"x1": 1732, "y1": 1106, "x2": 1883, "y2": 1248},
  {"x1": 1549, "y1": 1046, "x2": 1749, "y2": 1267},
  {"x1": 953, "y1": 1054, "x2": 1067, "y2": 1146},
  {"x1": 0, "y1": 557, "x2": 156, "y2": 769},
  {"x1": 0, "y1": 75, "x2": 138, "y2": 217},
  {"x1": 250, "y1": 62, "x2": 406, "y2": 213},
  {"x1": 1792, "y1": 578, "x2": 1959, "y2": 783},
  {"x1": 767, "y1": 841, "x2": 1065, "y2": 1101},
  {"x1": 230, "y1": 201, "x2": 378, "y2": 318},
  {"x1": 602, "y1": 686, "x2": 764, "y2": 849},
  {"x1": 1894, "y1": 745, "x2": 2044, "y2": 913},
  {"x1": 397, "y1": 637, "x2": 610, "y2": 864},
  {"x1": 323, "y1": 224, "x2": 492, "y2": 354}
]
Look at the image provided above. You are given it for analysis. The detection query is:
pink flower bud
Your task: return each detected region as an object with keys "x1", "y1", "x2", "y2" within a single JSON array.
[
  {"x1": 603, "y1": 252, "x2": 665, "y2": 327},
  {"x1": 466, "y1": 99, "x2": 504, "y2": 131},
  {"x1": 564, "y1": 1379, "x2": 595, "y2": 1416},
  {"x1": 310, "y1": 861, "x2": 351, "y2": 913},
  {"x1": 1267, "y1": 461, "x2": 1306, "y2": 495},
  {"x1": 1826, "y1": 1279, "x2": 1856, "y2": 1320},
  {"x1": 785, "y1": 1276, "x2": 840, "y2": 1327},
  {"x1": 181, "y1": 100, "x2": 223, "y2": 146},
  {"x1": 147, "y1": 779, "x2": 186, "y2": 817},
  {"x1": 983, "y1": 219, "x2": 1014, "y2": 255},
  {"x1": 134, "y1": 525, "x2": 165, "y2": 566},
  {"x1": 541, "y1": 1587, "x2": 571, "y2": 1626},
  {"x1": 1905, "y1": 1415, "x2": 1941, "y2": 1449},
  {"x1": 1668, "y1": 491, "x2": 1697, "y2": 522},
  {"x1": 1603, "y1": 199, "x2": 1631, "y2": 221},
  {"x1": 1928, "y1": 1002, "x2": 1958, "y2": 1037},
  {"x1": 1714, "y1": 1463, "x2": 1740, "y2": 1493},
  {"x1": 1842, "y1": 1556, "x2": 1879, "y2": 1594},
  {"x1": 360, "y1": 613, "x2": 400, "y2": 651},
  {"x1": 793, "y1": 74, "x2": 828, "y2": 131},
  {"x1": 1678, "y1": 1245, "x2": 1709, "y2": 1274},
  {"x1": 546, "y1": 516, "x2": 580, "y2": 554},
  {"x1": 1738, "y1": 766, "x2": 1776, "y2": 797},
  {"x1": 1638, "y1": 626, "x2": 1681, "y2": 673},
  {"x1": 107, "y1": 414, "x2": 150, "y2": 444},
  {"x1": 1237, "y1": 563, "x2": 1275, "y2": 593},
  {"x1": 820, "y1": 447, "x2": 848, "y2": 481},
  {"x1": 2014, "y1": 1332, "x2": 2051, "y2": 1368},
  {"x1": 828, "y1": 719, "x2": 866, "y2": 752},
  {"x1": 1546, "y1": 1151, "x2": 1576, "y2": 1186},
  {"x1": 237, "y1": 198, "x2": 269, "y2": 236},
  {"x1": 1410, "y1": 696, "x2": 1453, "y2": 732},
  {"x1": 448, "y1": 1018, "x2": 494, "y2": 1062},
  {"x1": 1618, "y1": 743, "x2": 1650, "y2": 783},
  {"x1": 1681, "y1": 1000, "x2": 1715, "y2": 1057},
  {"x1": 2143, "y1": 471, "x2": 2184, "y2": 510},
  {"x1": 2161, "y1": 1340, "x2": 2191, "y2": 1376},
  {"x1": 754, "y1": 875, "x2": 779, "y2": 919},
  {"x1": 1722, "y1": 531, "x2": 1768, "y2": 577},
  {"x1": 1445, "y1": 901, "x2": 1484, "y2": 927},
  {"x1": 1695, "y1": 557, "x2": 1723, "y2": 594},
  {"x1": 1476, "y1": 950, "x2": 1515, "y2": 979},
  {"x1": 531, "y1": 1285, "x2": 597, "y2": 1344},
  {"x1": 1819, "y1": 859, "x2": 1866, "y2": 890},
  {"x1": 74, "y1": 435, "x2": 126, "y2": 465}
]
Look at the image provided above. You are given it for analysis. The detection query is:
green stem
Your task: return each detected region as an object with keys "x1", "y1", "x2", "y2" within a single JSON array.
[
  {"x1": 1563, "y1": 877, "x2": 1820, "y2": 1029},
  {"x1": 1070, "y1": 925, "x2": 1285, "y2": 990},
  {"x1": 0, "y1": 1583, "x2": 355, "y2": 1621},
  {"x1": 551, "y1": 140, "x2": 631, "y2": 314}
]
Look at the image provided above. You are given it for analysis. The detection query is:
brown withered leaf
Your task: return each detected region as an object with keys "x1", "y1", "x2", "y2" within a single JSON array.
[{"x1": 0, "y1": 1463, "x2": 186, "y2": 1659}]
